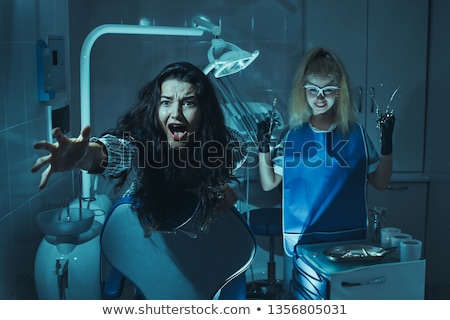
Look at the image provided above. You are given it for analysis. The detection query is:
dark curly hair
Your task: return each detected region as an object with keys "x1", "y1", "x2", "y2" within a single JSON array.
[{"x1": 105, "y1": 62, "x2": 238, "y2": 235}]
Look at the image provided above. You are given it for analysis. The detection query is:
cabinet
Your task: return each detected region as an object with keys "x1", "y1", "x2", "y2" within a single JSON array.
[
  {"x1": 293, "y1": 240, "x2": 426, "y2": 300},
  {"x1": 366, "y1": 174, "x2": 429, "y2": 245},
  {"x1": 303, "y1": 0, "x2": 429, "y2": 172}
]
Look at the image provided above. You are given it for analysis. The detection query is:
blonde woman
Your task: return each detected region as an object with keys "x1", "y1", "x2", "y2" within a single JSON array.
[{"x1": 258, "y1": 47, "x2": 395, "y2": 298}]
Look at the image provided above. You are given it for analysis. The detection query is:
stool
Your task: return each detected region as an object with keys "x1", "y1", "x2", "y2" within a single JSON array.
[{"x1": 246, "y1": 208, "x2": 284, "y2": 299}]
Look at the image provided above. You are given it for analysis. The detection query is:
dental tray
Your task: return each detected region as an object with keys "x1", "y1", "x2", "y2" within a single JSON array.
[{"x1": 323, "y1": 244, "x2": 395, "y2": 262}]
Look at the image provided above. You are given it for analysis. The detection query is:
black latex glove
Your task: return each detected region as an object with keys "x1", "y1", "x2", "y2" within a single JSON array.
[
  {"x1": 380, "y1": 114, "x2": 395, "y2": 155},
  {"x1": 257, "y1": 119, "x2": 271, "y2": 153}
]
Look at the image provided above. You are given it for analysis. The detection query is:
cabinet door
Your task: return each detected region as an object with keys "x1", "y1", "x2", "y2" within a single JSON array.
[
  {"x1": 303, "y1": 0, "x2": 367, "y2": 108},
  {"x1": 303, "y1": 0, "x2": 428, "y2": 172},
  {"x1": 366, "y1": 0, "x2": 429, "y2": 172},
  {"x1": 366, "y1": 182, "x2": 428, "y2": 244},
  {"x1": 303, "y1": 0, "x2": 368, "y2": 138}
]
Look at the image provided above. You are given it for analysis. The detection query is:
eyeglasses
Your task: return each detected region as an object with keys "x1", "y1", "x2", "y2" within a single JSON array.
[{"x1": 304, "y1": 84, "x2": 340, "y2": 98}]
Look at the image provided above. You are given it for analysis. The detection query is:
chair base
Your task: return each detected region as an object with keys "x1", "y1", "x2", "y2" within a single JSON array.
[{"x1": 246, "y1": 279, "x2": 285, "y2": 300}]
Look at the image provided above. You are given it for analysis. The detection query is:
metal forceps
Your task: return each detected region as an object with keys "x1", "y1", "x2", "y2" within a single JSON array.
[{"x1": 372, "y1": 85, "x2": 400, "y2": 130}]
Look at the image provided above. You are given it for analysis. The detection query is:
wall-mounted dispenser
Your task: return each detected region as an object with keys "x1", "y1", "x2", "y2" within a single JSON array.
[
  {"x1": 47, "y1": 36, "x2": 66, "y2": 92},
  {"x1": 37, "y1": 36, "x2": 66, "y2": 101},
  {"x1": 36, "y1": 39, "x2": 55, "y2": 101}
]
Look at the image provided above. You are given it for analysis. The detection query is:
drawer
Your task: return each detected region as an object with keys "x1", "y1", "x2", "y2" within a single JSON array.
[{"x1": 329, "y1": 260, "x2": 425, "y2": 299}]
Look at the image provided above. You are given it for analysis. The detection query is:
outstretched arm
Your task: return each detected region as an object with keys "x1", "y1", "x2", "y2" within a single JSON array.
[{"x1": 31, "y1": 125, "x2": 107, "y2": 189}]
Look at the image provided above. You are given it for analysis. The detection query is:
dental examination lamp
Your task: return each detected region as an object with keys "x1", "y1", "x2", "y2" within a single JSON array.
[
  {"x1": 193, "y1": 17, "x2": 259, "y2": 78},
  {"x1": 203, "y1": 39, "x2": 260, "y2": 78}
]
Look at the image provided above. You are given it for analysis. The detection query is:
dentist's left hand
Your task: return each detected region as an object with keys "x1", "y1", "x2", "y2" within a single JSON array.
[
  {"x1": 31, "y1": 126, "x2": 91, "y2": 189},
  {"x1": 380, "y1": 115, "x2": 395, "y2": 156},
  {"x1": 257, "y1": 119, "x2": 271, "y2": 153}
]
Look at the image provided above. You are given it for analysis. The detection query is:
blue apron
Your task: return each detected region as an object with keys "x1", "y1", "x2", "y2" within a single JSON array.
[{"x1": 283, "y1": 123, "x2": 368, "y2": 256}]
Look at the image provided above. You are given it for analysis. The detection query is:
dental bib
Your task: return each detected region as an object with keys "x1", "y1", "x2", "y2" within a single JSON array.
[{"x1": 283, "y1": 123, "x2": 368, "y2": 256}]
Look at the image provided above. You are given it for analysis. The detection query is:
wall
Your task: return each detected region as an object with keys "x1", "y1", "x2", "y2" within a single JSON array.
[
  {"x1": 424, "y1": 0, "x2": 450, "y2": 299},
  {"x1": 0, "y1": 0, "x2": 302, "y2": 299},
  {"x1": 0, "y1": 0, "x2": 75, "y2": 299}
]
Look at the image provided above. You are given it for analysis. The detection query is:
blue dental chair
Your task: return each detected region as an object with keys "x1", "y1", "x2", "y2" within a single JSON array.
[{"x1": 101, "y1": 196, "x2": 256, "y2": 300}]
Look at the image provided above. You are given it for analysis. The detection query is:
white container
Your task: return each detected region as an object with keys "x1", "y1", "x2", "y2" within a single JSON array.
[
  {"x1": 400, "y1": 239, "x2": 422, "y2": 262},
  {"x1": 380, "y1": 227, "x2": 401, "y2": 248},
  {"x1": 390, "y1": 233, "x2": 412, "y2": 259}
]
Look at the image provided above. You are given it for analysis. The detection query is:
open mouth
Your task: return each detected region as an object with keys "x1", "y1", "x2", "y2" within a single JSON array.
[{"x1": 168, "y1": 123, "x2": 188, "y2": 141}]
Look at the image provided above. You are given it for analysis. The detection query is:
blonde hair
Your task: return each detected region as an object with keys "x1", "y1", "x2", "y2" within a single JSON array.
[{"x1": 288, "y1": 47, "x2": 356, "y2": 135}]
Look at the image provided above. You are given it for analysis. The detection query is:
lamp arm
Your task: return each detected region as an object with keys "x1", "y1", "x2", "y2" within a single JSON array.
[{"x1": 192, "y1": 16, "x2": 222, "y2": 37}]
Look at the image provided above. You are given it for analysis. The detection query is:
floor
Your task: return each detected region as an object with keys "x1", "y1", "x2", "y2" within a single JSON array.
[
  {"x1": 246, "y1": 279, "x2": 287, "y2": 300},
  {"x1": 244, "y1": 234, "x2": 287, "y2": 299},
  {"x1": 28, "y1": 259, "x2": 450, "y2": 300}
]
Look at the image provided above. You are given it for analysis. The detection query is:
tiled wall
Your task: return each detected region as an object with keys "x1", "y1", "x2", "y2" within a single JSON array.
[
  {"x1": 0, "y1": 0, "x2": 303, "y2": 299},
  {"x1": 0, "y1": 0, "x2": 75, "y2": 299}
]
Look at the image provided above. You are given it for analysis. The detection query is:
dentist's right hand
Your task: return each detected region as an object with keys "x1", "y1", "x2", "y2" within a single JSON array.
[
  {"x1": 257, "y1": 119, "x2": 271, "y2": 153},
  {"x1": 31, "y1": 125, "x2": 91, "y2": 189}
]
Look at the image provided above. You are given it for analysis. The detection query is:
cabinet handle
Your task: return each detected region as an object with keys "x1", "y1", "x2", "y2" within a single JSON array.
[
  {"x1": 358, "y1": 87, "x2": 362, "y2": 113},
  {"x1": 342, "y1": 276, "x2": 385, "y2": 287},
  {"x1": 370, "y1": 87, "x2": 375, "y2": 113},
  {"x1": 387, "y1": 185, "x2": 409, "y2": 191}
]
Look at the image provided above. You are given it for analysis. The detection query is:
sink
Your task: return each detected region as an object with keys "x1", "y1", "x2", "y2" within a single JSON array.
[{"x1": 36, "y1": 208, "x2": 95, "y2": 236}]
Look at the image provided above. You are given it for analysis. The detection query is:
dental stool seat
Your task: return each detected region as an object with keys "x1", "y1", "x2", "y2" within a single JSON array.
[{"x1": 246, "y1": 207, "x2": 284, "y2": 299}]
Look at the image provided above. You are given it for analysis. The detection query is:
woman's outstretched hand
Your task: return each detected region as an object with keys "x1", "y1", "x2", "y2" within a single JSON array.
[{"x1": 31, "y1": 125, "x2": 91, "y2": 189}]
